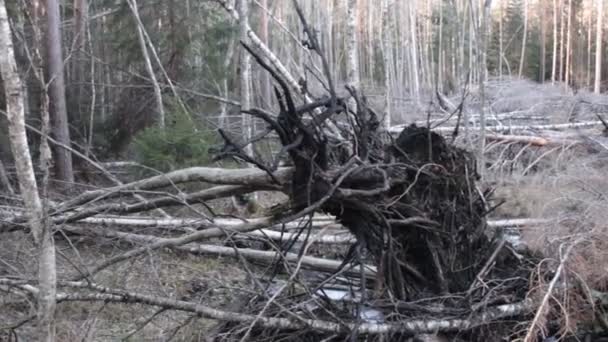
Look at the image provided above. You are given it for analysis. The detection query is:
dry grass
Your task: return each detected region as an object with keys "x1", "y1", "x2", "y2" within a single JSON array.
[{"x1": 0, "y1": 230, "x2": 249, "y2": 341}]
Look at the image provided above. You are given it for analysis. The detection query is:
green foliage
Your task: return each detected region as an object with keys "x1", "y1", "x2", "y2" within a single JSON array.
[{"x1": 132, "y1": 106, "x2": 217, "y2": 173}]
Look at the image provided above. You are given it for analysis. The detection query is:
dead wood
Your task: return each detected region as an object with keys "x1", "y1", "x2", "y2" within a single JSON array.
[{"x1": 0, "y1": 278, "x2": 534, "y2": 335}]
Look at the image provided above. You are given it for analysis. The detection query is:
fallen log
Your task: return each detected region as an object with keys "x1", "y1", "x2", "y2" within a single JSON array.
[
  {"x1": 58, "y1": 167, "x2": 293, "y2": 211},
  {"x1": 61, "y1": 225, "x2": 374, "y2": 278},
  {"x1": 0, "y1": 278, "x2": 534, "y2": 335},
  {"x1": 389, "y1": 120, "x2": 605, "y2": 134}
]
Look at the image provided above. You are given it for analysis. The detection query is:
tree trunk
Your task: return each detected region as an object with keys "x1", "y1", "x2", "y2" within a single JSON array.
[
  {"x1": 564, "y1": 0, "x2": 572, "y2": 86},
  {"x1": 558, "y1": 0, "x2": 565, "y2": 81},
  {"x1": 345, "y1": 0, "x2": 360, "y2": 90},
  {"x1": 238, "y1": 0, "x2": 254, "y2": 158},
  {"x1": 127, "y1": 0, "x2": 165, "y2": 128},
  {"x1": 551, "y1": 0, "x2": 558, "y2": 83},
  {"x1": 409, "y1": 0, "x2": 420, "y2": 100},
  {"x1": 259, "y1": 0, "x2": 271, "y2": 107},
  {"x1": 46, "y1": 0, "x2": 74, "y2": 186},
  {"x1": 499, "y1": 0, "x2": 503, "y2": 80},
  {"x1": 595, "y1": 0, "x2": 603, "y2": 94},
  {"x1": 540, "y1": 0, "x2": 546, "y2": 82},
  {"x1": 518, "y1": 0, "x2": 528, "y2": 78},
  {"x1": 587, "y1": 6, "x2": 593, "y2": 87},
  {"x1": 382, "y1": 0, "x2": 393, "y2": 130},
  {"x1": 0, "y1": 1, "x2": 57, "y2": 340}
]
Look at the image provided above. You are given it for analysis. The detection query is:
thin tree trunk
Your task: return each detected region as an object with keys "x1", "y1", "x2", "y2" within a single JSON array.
[
  {"x1": 127, "y1": 0, "x2": 164, "y2": 128},
  {"x1": 518, "y1": 0, "x2": 528, "y2": 78},
  {"x1": 587, "y1": 5, "x2": 593, "y2": 87},
  {"x1": 478, "y1": 0, "x2": 492, "y2": 178},
  {"x1": 345, "y1": 0, "x2": 360, "y2": 90},
  {"x1": 551, "y1": 0, "x2": 558, "y2": 83},
  {"x1": 499, "y1": 0, "x2": 503, "y2": 80},
  {"x1": 438, "y1": 0, "x2": 443, "y2": 89},
  {"x1": 595, "y1": 0, "x2": 603, "y2": 93},
  {"x1": 409, "y1": 0, "x2": 420, "y2": 100},
  {"x1": 0, "y1": 2, "x2": 56, "y2": 340},
  {"x1": 540, "y1": 0, "x2": 546, "y2": 82},
  {"x1": 238, "y1": 0, "x2": 254, "y2": 158},
  {"x1": 565, "y1": 0, "x2": 572, "y2": 86},
  {"x1": 46, "y1": 0, "x2": 74, "y2": 186},
  {"x1": 382, "y1": 0, "x2": 392, "y2": 129},
  {"x1": 558, "y1": 0, "x2": 565, "y2": 81},
  {"x1": 72, "y1": 0, "x2": 87, "y2": 114},
  {"x1": 259, "y1": 0, "x2": 271, "y2": 107}
]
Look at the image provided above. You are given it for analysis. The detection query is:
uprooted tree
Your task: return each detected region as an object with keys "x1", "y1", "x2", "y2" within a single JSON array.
[{"x1": 204, "y1": 6, "x2": 536, "y2": 340}]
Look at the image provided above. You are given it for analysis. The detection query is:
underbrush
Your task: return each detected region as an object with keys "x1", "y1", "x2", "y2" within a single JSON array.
[{"x1": 491, "y1": 147, "x2": 608, "y2": 339}]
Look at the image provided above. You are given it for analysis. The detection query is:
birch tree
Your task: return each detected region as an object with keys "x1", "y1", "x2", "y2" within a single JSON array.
[
  {"x1": 552, "y1": 0, "x2": 558, "y2": 83},
  {"x1": 238, "y1": 0, "x2": 254, "y2": 158},
  {"x1": 345, "y1": 0, "x2": 360, "y2": 90},
  {"x1": 518, "y1": 0, "x2": 529, "y2": 78},
  {"x1": 595, "y1": 0, "x2": 603, "y2": 93},
  {"x1": 127, "y1": 0, "x2": 165, "y2": 128},
  {"x1": 0, "y1": 0, "x2": 57, "y2": 340}
]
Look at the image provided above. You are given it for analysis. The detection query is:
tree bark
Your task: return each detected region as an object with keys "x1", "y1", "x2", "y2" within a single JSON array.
[
  {"x1": 551, "y1": 0, "x2": 558, "y2": 83},
  {"x1": 518, "y1": 0, "x2": 528, "y2": 78},
  {"x1": 564, "y1": 0, "x2": 572, "y2": 86},
  {"x1": 238, "y1": 0, "x2": 254, "y2": 158},
  {"x1": 127, "y1": 0, "x2": 165, "y2": 128},
  {"x1": 345, "y1": 0, "x2": 360, "y2": 91},
  {"x1": 0, "y1": 1, "x2": 57, "y2": 340},
  {"x1": 595, "y1": 0, "x2": 603, "y2": 93},
  {"x1": 540, "y1": 0, "x2": 546, "y2": 82},
  {"x1": 381, "y1": 0, "x2": 393, "y2": 129},
  {"x1": 46, "y1": 0, "x2": 74, "y2": 186}
]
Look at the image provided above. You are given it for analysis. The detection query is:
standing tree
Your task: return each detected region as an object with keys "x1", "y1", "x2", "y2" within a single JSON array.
[
  {"x1": 238, "y1": 0, "x2": 254, "y2": 158},
  {"x1": 595, "y1": 0, "x2": 603, "y2": 93},
  {"x1": 0, "y1": 0, "x2": 57, "y2": 340},
  {"x1": 552, "y1": 0, "x2": 558, "y2": 83},
  {"x1": 46, "y1": 0, "x2": 74, "y2": 186},
  {"x1": 345, "y1": 0, "x2": 360, "y2": 91},
  {"x1": 519, "y1": 0, "x2": 529, "y2": 77}
]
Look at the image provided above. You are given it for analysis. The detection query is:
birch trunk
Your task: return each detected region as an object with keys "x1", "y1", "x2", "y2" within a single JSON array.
[
  {"x1": 564, "y1": 0, "x2": 572, "y2": 86},
  {"x1": 382, "y1": 0, "x2": 393, "y2": 129},
  {"x1": 540, "y1": 0, "x2": 547, "y2": 82},
  {"x1": 558, "y1": 0, "x2": 565, "y2": 81},
  {"x1": 409, "y1": 0, "x2": 420, "y2": 100},
  {"x1": 551, "y1": 0, "x2": 558, "y2": 83},
  {"x1": 238, "y1": 0, "x2": 254, "y2": 158},
  {"x1": 127, "y1": 0, "x2": 165, "y2": 128},
  {"x1": 595, "y1": 0, "x2": 603, "y2": 93},
  {"x1": 518, "y1": 0, "x2": 528, "y2": 78},
  {"x1": 345, "y1": 0, "x2": 360, "y2": 90},
  {"x1": 0, "y1": 1, "x2": 56, "y2": 340}
]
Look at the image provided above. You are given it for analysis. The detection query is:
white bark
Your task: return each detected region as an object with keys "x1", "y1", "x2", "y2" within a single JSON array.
[
  {"x1": 59, "y1": 166, "x2": 291, "y2": 208},
  {"x1": 127, "y1": 0, "x2": 164, "y2": 128},
  {"x1": 595, "y1": 0, "x2": 603, "y2": 93},
  {"x1": 389, "y1": 121, "x2": 605, "y2": 134},
  {"x1": 345, "y1": 0, "x2": 360, "y2": 89},
  {"x1": 0, "y1": 278, "x2": 533, "y2": 335},
  {"x1": 238, "y1": 0, "x2": 254, "y2": 158},
  {"x1": 518, "y1": 0, "x2": 529, "y2": 78},
  {"x1": 0, "y1": 1, "x2": 56, "y2": 339},
  {"x1": 381, "y1": 0, "x2": 393, "y2": 129}
]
